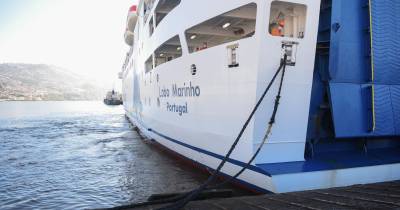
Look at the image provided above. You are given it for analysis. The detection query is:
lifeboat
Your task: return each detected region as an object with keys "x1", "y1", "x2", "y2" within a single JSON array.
[
  {"x1": 124, "y1": 5, "x2": 137, "y2": 46},
  {"x1": 127, "y1": 5, "x2": 138, "y2": 33},
  {"x1": 124, "y1": 29, "x2": 134, "y2": 46}
]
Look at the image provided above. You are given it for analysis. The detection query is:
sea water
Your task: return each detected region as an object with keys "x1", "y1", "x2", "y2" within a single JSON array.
[{"x1": 0, "y1": 101, "x2": 208, "y2": 209}]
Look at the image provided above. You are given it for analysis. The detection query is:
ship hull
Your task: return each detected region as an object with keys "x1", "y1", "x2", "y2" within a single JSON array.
[
  {"x1": 120, "y1": 0, "x2": 400, "y2": 193},
  {"x1": 104, "y1": 99, "x2": 122, "y2": 106},
  {"x1": 125, "y1": 111, "x2": 400, "y2": 193}
]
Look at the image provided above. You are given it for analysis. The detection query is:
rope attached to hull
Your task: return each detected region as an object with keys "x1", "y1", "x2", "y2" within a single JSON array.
[
  {"x1": 101, "y1": 55, "x2": 289, "y2": 210},
  {"x1": 160, "y1": 55, "x2": 289, "y2": 210}
]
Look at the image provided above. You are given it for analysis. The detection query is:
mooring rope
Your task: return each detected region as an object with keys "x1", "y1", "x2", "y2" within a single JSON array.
[
  {"x1": 100, "y1": 55, "x2": 288, "y2": 210},
  {"x1": 208, "y1": 54, "x2": 288, "y2": 190},
  {"x1": 159, "y1": 54, "x2": 288, "y2": 210}
]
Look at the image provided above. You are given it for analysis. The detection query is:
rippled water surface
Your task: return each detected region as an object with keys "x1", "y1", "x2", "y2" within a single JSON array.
[{"x1": 0, "y1": 101, "x2": 209, "y2": 209}]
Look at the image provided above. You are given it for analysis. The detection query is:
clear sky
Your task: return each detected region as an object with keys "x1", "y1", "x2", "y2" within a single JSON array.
[{"x1": 0, "y1": 0, "x2": 138, "y2": 87}]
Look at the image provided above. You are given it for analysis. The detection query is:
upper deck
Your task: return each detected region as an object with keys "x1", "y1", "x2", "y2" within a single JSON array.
[{"x1": 122, "y1": 0, "x2": 318, "y2": 75}]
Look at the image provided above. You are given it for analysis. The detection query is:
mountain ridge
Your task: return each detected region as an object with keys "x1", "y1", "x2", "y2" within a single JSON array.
[{"x1": 0, "y1": 63, "x2": 106, "y2": 101}]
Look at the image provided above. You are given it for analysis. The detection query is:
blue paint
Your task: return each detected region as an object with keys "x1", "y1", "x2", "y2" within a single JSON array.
[
  {"x1": 327, "y1": 0, "x2": 373, "y2": 138},
  {"x1": 152, "y1": 124, "x2": 400, "y2": 176},
  {"x1": 393, "y1": 86, "x2": 400, "y2": 135},
  {"x1": 369, "y1": 0, "x2": 400, "y2": 136},
  {"x1": 328, "y1": 83, "x2": 372, "y2": 137},
  {"x1": 129, "y1": 113, "x2": 400, "y2": 179},
  {"x1": 258, "y1": 147, "x2": 400, "y2": 175},
  {"x1": 308, "y1": 0, "x2": 400, "y2": 139},
  {"x1": 370, "y1": 0, "x2": 400, "y2": 85},
  {"x1": 374, "y1": 85, "x2": 396, "y2": 135},
  {"x1": 149, "y1": 129, "x2": 271, "y2": 176},
  {"x1": 329, "y1": 0, "x2": 371, "y2": 84},
  {"x1": 150, "y1": 138, "x2": 271, "y2": 193},
  {"x1": 127, "y1": 113, "x2": 272, "y2": 177}
]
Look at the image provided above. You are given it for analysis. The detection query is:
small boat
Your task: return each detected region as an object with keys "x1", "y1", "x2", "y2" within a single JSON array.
[{"x1": 104, "y1": 90, "x2": 122, "y2": 105}]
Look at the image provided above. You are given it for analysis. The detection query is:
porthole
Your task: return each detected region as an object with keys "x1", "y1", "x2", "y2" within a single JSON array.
[{"x1": 191, "y1": 64, "x2": 197, "y2": 75}]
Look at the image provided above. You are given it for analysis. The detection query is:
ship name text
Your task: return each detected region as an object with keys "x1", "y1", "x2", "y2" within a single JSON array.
[
  {"x1": 158, "y1": 82, "x2": 200, "y2": 98},
  {"x1": 159, "y1": 82, "x2": 200, "y2": 116}
]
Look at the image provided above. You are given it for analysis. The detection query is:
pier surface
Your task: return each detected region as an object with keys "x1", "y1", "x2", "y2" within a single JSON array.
[{"x1": 128, "y1": 181, "x2": 400, "y2": 210}]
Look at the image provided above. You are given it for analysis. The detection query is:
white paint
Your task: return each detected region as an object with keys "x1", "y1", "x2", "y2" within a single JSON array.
[
  {"x1": 121, "y1": 0, "x2": 400, "y2": 193},
  {"x1": 122, "y1": 0, "x2": 320, "y2": 192}
]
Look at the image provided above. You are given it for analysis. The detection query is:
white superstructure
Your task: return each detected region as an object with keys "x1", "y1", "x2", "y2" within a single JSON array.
[{"x1": 119, "y1": 0, "x2": 400, "y2": 193}]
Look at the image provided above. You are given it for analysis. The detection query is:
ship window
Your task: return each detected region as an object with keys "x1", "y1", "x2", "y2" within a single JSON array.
[
  {"x1": 155, "y1": 0, "x2": 181, "y2": 27},
  {"x1": 149, "y1": 17, "x2": 154, "y2": 36},
  {"x1": 145, "y1": 54, "x2": 153, "y2": 73},
  {"x1": 269, "y1": 1, "x2": 307, "y2": 38},
  {"x1": 185, "y1": 3, "x2": 257, "y2": 53},
  {"x1": 143, "y1": 0, "x2": 155, "y2": 23},
  {"x1": 154, "y1": 35, "x2": 182, "y2": 68}
]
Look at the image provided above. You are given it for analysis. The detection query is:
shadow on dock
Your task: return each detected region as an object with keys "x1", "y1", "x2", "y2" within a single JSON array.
[{"x1": 117, "y1": 181, "x2": 400, "y2": 210}]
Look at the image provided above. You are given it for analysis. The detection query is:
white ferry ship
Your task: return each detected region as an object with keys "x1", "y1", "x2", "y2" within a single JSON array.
[{"x1": 120, "y1": 0, "x2": 400, "y2": 193}]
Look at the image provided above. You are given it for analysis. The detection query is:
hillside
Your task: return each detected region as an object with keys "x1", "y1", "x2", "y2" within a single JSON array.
[{"x1": 0, "y1": 63, "x2": 105, "y2": 101}]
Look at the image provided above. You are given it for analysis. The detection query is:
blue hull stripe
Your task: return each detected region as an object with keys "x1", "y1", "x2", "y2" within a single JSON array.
[
  {"x1": 128, "y1": 114, "x2": 272, "y2": 177},
  {"x1": 127, "y1": 113, "x2": 400, "y2": 177},
  {"x1": 149, "y1": 136, "x2": 271, "y2": 193},
  {"x1": 150, "y1": 129, "x2": 271, "y2": 176}
]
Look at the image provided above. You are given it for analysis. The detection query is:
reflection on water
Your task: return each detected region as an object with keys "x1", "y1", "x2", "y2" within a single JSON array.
[{"x1": 0, "y1": 101, "x2": 209, "y2": 209}]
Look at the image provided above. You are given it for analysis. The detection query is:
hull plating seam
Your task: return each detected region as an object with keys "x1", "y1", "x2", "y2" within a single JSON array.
[
  {"x1": 129, "y1": 114, "x2": 271, "y2": 177},
  {"x1": 129, "y1": 113, "x2": 400, "y2": 178}
]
